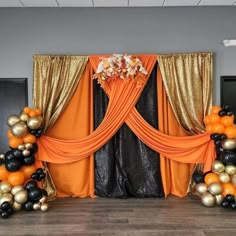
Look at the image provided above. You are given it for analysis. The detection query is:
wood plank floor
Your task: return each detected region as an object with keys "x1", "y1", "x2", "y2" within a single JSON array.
[{"x1": 0, "y1": 195, "x2": 236, "y2": 236}]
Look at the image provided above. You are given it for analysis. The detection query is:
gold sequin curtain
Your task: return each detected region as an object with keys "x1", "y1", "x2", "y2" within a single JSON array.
[
  {"x1": 158, "y1": 52, "x2": 213, "y2": 135},
  {"x1": 33, "y1": 55, "x2": 88, "y2": 199}
]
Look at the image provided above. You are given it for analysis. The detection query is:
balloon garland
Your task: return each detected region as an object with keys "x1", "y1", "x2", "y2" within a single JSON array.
[
  {"x1": 193, "y1": 105, "x2": 236, "y2": 209},
  {"x1": 0, "y1": 107, "x2": 48, "y2": 219}
]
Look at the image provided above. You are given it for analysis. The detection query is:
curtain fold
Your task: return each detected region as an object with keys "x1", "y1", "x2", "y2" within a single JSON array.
[{"x1": 158, "y1": 53, "x2": 212, "y2": 135}]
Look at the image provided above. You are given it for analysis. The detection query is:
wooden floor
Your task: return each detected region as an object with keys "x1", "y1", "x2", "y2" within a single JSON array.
[{"x1": 1, "y1": 195, "x2": 236, "y2": 236}]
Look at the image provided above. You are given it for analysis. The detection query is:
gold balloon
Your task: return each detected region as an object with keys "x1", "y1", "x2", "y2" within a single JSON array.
[
  {"x1": 22, "y1": 149, "x2": 30, "y2": 156},
  {"x1": 0, "y1": 182, "x2": 12, "y2": 193},
  {"x1": 0, "y1": 154, "x2": 5, "y2": 159},
  {"x1": 195, "y1": 183, "x2": 208, "y2": 195},
  {"x1": 212, "y1": 160, "x2": 225, "y2": 174},
  {"x1": 40, "y1": 203, "x2": 49, "y2": 212},
  {"x1": 7, "y1": 115, "x2": 20, "y2": 127},
  {"x1": 27, "y1": 116, "x2": 43, "y2": 129},
  {"x1": 225, "y1": 165, "x2": 236, "y2": 175},
  {"x1": 19, "y1": 113, "x2": 29, "y2": 122},
  {"x1": 12, "y1": 201, "x2": 22, "y2": 211},
  {"x1": 219, "y1": 172, "x2": 230, "y2": 183},
  {"x1": 215, "y1": 194, "x2": 224, "y2": 205},
  {"x1": 201, "y1": 192, "x2": 216, "y2": 207},
  {"x1": 232, "y1": 174, "x2": 236, "y2": 187},
  {"x1": 0, "y1": 193, "x2": 13, "y2": 205},
  {"x1": 221, "y1": 139, "x2": 236, "y2": 150},
  {"x1": 33, "y1": 203, "x2": 41, "y2": 210},
  {"x1": 25, "y1": 143, "x2": 33, "y2": 150},
  {"x1": 11, "y1": 121, "x2": 28, "y2": 137},
  {"x1": 208, "y1": 183, "x2": 222, "y2": 195},
  {"x1": 14, "y1": 190, "x2": 28, "y2": 204},
  {"x1": 18, "y1": 144, "x2": 25, "y2": 150},
  {"x1": 11, "y1": 185, "x2": 24, "y2": 195},
  {"x1": 39, "y1": 196, "x2": 47, "y2": 203}
]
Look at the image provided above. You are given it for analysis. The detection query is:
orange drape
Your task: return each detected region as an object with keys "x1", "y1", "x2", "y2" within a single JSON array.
[
  {"x1": 45, "y1": 63, "x2": 94, "y2": 197},
  {"x1": 36, "y1": 55, "x2": 215, "y2": 198},
  {"x1": 157, "y1": 68, "x2": 194, "y2": 197}
]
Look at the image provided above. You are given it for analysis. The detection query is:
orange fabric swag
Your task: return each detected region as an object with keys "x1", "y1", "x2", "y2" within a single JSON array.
[{"x1": 36, "y1": 55, "x2": 215, "y2": 175}]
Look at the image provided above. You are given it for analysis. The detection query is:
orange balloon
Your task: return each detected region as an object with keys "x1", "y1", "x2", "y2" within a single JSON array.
[
  {"x1": 224, "y1": 126, "x2": 236, "y2": 139},
  {"x1": 0, "y1": 166, "x2": 10, "y2": 181},
  {"x1": 204, "y1": 115, "x2": 211, "y2": 125},
  {"x1": 209, "y1": 114, "x2": 221, "y2": 124},
  {"x1": 9, "y1": 137, "x2": 24, "y2": 149},
  {"x1": 204, "y1": 173, "x2": 219, "y2": 185},
  {"x1": 7, "y1": 129, "x2": 14, "y2": 138},
  {"x1": 34, "y1": 108, "x2": 42, "y2": 116},
  {"x1": 21, "y1": 165, "x2": 36, "y2": 180},
  {"x1": 220, "y1": 115, "x2": 234, "y2": 127},
  {"x1": 23, "y1": 133, "x2": 37, "y2": 144},
  {"x1": 211, "y1": 106, "x2": 222, "y2": 115},
  {"x1": 8, "y1": 171, "x2": 25, "y2": 186},
  {"x1": 222, "y1": 183, "x2": 236, "y2": 196},
  {"x1": 29, "y1": 110, "x2": 37, "y2": 118},
  {"x1": 206, "y1": 124, "x2": 213, "y2": 133},
  {"x1": 23, "y1": 107, "x2": 31, "y2": 114},
  {"x1": 211, "y1": 123, "x2": 225, "y2": 134}
]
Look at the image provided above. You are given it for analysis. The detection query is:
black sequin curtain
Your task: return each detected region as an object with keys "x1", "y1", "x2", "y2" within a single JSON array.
[{"x1": 93, "y1": 64, "x2": 164, "y2": 198}]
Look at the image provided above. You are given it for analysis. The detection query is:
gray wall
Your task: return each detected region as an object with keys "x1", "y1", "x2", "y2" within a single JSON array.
[{"x1": 0, "y1": 7, "x2": 236, "y2": 105}]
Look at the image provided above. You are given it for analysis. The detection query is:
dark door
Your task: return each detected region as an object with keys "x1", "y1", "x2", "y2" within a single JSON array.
[{"x1": 0, "y1": 78, "x2": 28, "y2": 153}]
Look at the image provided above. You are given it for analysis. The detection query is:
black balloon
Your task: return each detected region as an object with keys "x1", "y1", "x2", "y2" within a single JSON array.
[
  {"x1": 227, "y1": 111, "x2": 234, "y2": 116},
  {"x1": 31, "y1": 173, "x2": 38, "y2": 180},
  {"x1": 42, "y1": 189, "x2": 48, "y2": 197},
  {"x1": 1, "y1": 201, "x2": 11, "y2": 211},
  {"x1": 214, "y1": 140, "x2": 222, "y2": 147},
  {"x1": 23, "y1": 201, "x2": 34, "y2": 211},
  {"x1": 1, "y1": 211, "x2": 9, "y2": 219},
  {"x1": 219, "y1": 110, "x2": 227, "y2": 117},
  {"x1": 0, "y1": 159, "x2": 4, "y2": 165},
  {"x1": 29, "y1": 129, "x2": 37, "y2": 135},
  {"x1": 12, "y1": 149, "x2": 23, "y2": 158},
  {"x1": 210, "y1": 133, "x2": 220, "y2": 140},
  {"x1": 39, "y1": 173, "x2": 46, "y2": 180},
  {"x1": 220, "y1": 134, "x2": 227, "y2": 140},
  {"x1": 231, "y1": 201, "x2": 236, "y2": 210},
  {"x1": 5, "y1": 159, "x2": 22, "y2": 172},
  {"x1": 35, "y1": 128, "x2": 43, "y2": 138},
  {"x1": 28, "y1": 187, "x2": 43, "y2": 202},
  {"x1": 221, "y1": 200, "x2": 230, "y2": 208},
  {"x1": 225, "y1": 194, "x2": 235, "y2": 203},
  {"x1": 223, "y1": 105, "x2": 232, "y2": 112},
  {"x1": 220, "y1": 151, "x2": 236, "y2": 165},
  {"x1": 30, "y1": 143, "x2": 38, "y2": 154},
  {"x1": 24, "y1": 180, "x2": 38, "y2": 191},
  {"x1": 23, "y1": 155, "x2": 35, "y2": 165},
  {"x1": 192, "y1": 172, "x2": 205, "y2": 183},
  {"x1": 36, "y1": 168, "x2": 44, "y2": 174},
  {"x1": 5, "y1": 150, "x2": 15, "y2": 161}
]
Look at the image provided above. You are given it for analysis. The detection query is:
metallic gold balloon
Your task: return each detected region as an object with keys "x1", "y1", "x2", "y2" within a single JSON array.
[
  {"x1": 215, "y1": 194, "x2": 224, "y2": 205},
  {"x1": 25, "y1": 143, "x2": 32, "y2": 150},
  {"x1": 212, "y1": 160, "x2": 225, "y2": 174},
  {"x1": 27, "y1": 116, "x2": 43, "y2": 129},
  {"x1": 39, "y1": 196, "x2": 47, "y2": 203},
  {"x1": 0, "y1": 154, "x2": 5, "y2": 159},
  {"x1": 19, "y1": 113, "x2": 29, "y2": 122},
  {"x1": 11, "y1": 185, "x2": 24, "y2": 195},
  {"x1": 12, "y1": 201, "x2": 22, "y2": 211},
  {"x1": 208, "y1": 183, "x2": 222, "y2": 195},
  {"x1": 40, "y1": 203, "x2": 49, "y2": 212},
  {"x1": 225, "y1": 165, "x2": 236, "y2": 175},
  {"x1": 14, "y1": 190, "x2": 28, "y2": 204},
  {"x1": 219, "y1": 172, "x2": 230, "y2": 183},
  {"x1": 0, "y1": 193, "x2": 13, "y2": 205},
  {"x1": 201, "y1": 192, "x2": 216, "y2": 207},
  {"x1": 7, "y1": 115, "x2": 20, "y2": 127},
  {"x1": 0, "y1": 182, "x2": 12, "y2": 193},
  {"x1": 221, "y1": 139, "x2": 236, "y2": 150},
  {"x1": 33, "y1": 203, "x2": 41, "y2": 210},
  {"x1": 22, "y1": 149, "x2": 30, "y2": 156},
  {"x1": 232, "y1": 174, "x2": 236, "y2": 187},
  {"x1": 11, "y1": 121, "x2": 28, "y2": 137},
  {"x1": 195, "y1": 183, "x2": 208, "y2": 195},
  {"x1": 18, "y1": 144, "x2": 25, "y2": 150}
]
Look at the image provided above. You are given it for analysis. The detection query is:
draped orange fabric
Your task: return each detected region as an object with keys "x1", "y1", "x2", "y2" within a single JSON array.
[
  {"x1": 36, "y1": 55, "x2": 215, "y2": 198},
  {"x1": 157, "y1": 68, "x2": 195, "y2": 197}
]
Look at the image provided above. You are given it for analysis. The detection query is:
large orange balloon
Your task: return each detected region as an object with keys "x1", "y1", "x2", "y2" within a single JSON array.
[
  {"x1": 0, "y1": 166, "x2": 10, "y2": 181},
  {"x1": 8, "y1": 171, "x2": 25, "y2": 186},
  {"x1": 224, "y1": 126, "x2": 236, "y2": 139},
  {"x1": 204, "y1": 115, "x2": 211, "y2": 125},
  {"x1": 222, "y1": 183, "x2": 236, "y2": 196},
  {"x1": 34, "y1": 108, "x2": 42, "y2": 116},
  {"x1": 7, "y1": 129, "x2": 14, "y2": 138},
  {"x1": 21, "y1": 165, "x2": 36, "y2": 180},
  {"x1": 9, "y1": 137, "x2": 24, "y2": 149},
  {"x1": 205, "y1": 173, "x2": 220, "y2": 185},
  {"x1": 23, "y1": 107, "x2": 31, "y2": 115},
  {"x1": 209, "y1": 114, "x2": 221, "y2": 124},
  {"x1": 220, "y1": 115, "x2": 234, "y2": 127},
  {"x1": 23, "y1": 133, "x2": 36, "y2": 144},
  {"x1": 211, "y1": 123, "x2": 225, "y2": 134},
  {"x1": 206, "y1": 124, "x2": 213, "y2": 133},
  {"x1": 211, "y1": 106, "x2": 222, "y2": 115}
]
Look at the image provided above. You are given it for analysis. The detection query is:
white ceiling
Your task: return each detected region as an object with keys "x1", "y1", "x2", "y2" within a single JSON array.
[{"x1": 0, "y1": 0, "x2": 235, "y2": 7}]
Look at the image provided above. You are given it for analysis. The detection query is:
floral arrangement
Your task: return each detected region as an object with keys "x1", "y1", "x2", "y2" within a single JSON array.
[{"x1": 93, "y1": 54, "x2": 148, "y2": 85}]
